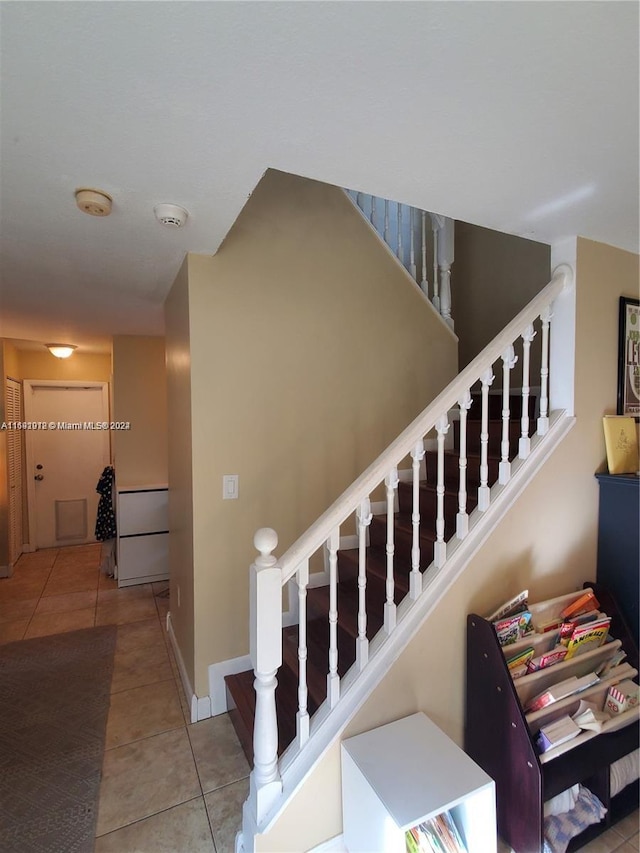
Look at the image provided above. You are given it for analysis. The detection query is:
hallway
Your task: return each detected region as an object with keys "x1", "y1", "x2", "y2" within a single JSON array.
[{"x1": 0, "y1": 545, "x2": 249, "y2": 852}]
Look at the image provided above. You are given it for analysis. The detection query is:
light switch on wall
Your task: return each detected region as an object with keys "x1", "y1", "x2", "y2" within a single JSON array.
[{"x1": 222, "y1": 474, "x2": 239, "y2": 500}]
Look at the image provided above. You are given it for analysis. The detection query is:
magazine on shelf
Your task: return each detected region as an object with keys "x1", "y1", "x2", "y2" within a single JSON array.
[
  {"x1": 493, "y1": 611, "x2": 533, "y2": 647},
  {"x1": 524, "y1": 672, "x2": 600, "y2": 713},
  {"x1": 405, "y1": 812, "x2": 468, "y2": 853}
]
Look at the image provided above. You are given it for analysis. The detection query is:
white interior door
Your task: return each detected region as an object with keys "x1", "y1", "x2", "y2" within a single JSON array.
[
  {"x1": 6, "y1": 378, "x2": 24, "y2": 565},
  {"x1": 24, "y1": 382, "x2": 110, "y2": 549}
]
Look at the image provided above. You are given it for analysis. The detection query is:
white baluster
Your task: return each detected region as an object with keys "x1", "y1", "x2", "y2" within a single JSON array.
[
  {"x1": 432, "y1": 225, "x2": 440, "y2": 312},
  {"x1": 420, "y1": 211, "x2": 429, "y2": 296},
  {"x1": 433, "y1": 416, "x2": 449, "y2": 567},
  {"x1": 456, "y1": 391, "x2": 472, "y2": 539},
  {"x1": 370, "y1": 195, "x2": 376, "y2": 229},
  {"x1": 409, "y1": 208, "x2": 417, "y2": 281},
  {"x1": 437, "y1": 217, "x2": 455, "y2": 329},
  {"x1": 326, "y1": 526, "x2": 340, "y2": 708},
  {"x1": 397, "y1": 203, "x2": 403, "y2": 262},
  {"x1": 537, "y1": 305, "x2": 552, "y2": 435},
  {"x1": 410, "y1": 440, "x2": 425, "y2": 599},
  {"x1": 356, "y1": 191, "x2": 364, "y2": 211},
  {"x1": 478, "y1": 369, "x2": 495, "y2": 511},
  {"x1": 248, "y1": 528, "x2": 282, "y2": 824},
  {"x1": 519, "y1": 324, "x2": 536, "y2": 458},
  {"x1": 499, "y1": 345, "x2": 518, "y2": 484},
  {"x1": 356, "y1": 498, "x2": 372, "y2": 669},
  {"x1": 384, "y1": 468, "x2": 399, "y2": 633},
  {"x1": 384, "y1": 199, "x2": 390, "y2": 245},
  {"x1": 296, "y1": 559, "x2": 309, "y2": 748}
]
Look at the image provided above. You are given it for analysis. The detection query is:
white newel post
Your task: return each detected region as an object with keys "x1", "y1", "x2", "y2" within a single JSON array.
[
  {"x1": 437, "y1": 216, "x2": 455, "y2": 330},
  {"x1": 242, "y1": 528, "x2": 283, "y2": 851},
  {"x1": 548, "y1": 260, "x2": 576, "y2": 416}
]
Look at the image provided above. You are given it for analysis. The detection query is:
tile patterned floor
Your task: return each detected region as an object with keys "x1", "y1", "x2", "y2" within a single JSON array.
[
  {"x1": 2, "y1": 546, "x2": 638, "y2": 852},
  {"x1": 1, "y1": 545, "x2": 250, "y2": 853}
]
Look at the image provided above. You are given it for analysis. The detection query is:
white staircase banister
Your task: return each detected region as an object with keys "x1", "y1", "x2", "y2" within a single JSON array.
[{"x1": 277, "y1": 265, "x2": 572, "y2": 584}]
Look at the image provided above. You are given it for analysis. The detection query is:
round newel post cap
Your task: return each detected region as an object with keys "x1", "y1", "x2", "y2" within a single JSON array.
[{"x1": 254, "y1": 528, "x2": 278, "y2": 558}]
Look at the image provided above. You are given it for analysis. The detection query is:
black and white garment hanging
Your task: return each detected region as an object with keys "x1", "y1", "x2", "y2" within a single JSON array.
[{"x1": 95, "y1": 465, "x2": 117, "y2": 541}]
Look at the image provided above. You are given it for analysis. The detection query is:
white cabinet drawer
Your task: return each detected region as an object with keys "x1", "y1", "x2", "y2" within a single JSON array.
[
  {"x1": 117, "y1": 532, "x2": 169, "y2": 582},
  {"x1": 118, "y1": 489, "x2": 168, "y2": 536}
]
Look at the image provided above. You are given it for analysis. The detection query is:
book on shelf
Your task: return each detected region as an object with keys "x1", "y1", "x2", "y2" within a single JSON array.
[
  {"x1": 524, "y1": 672, "x2": 600, "y2": 713},
  {"x1": 559, "y1": 590, "x2": 600, "y2": 621},
  {"x1": 536, "y1": 714, "x2": 582, "y2": 753},
  {"x1": 602, "y1": 415, "x2": 639, "y2": 474},
  {"x1": 506, "y1": 646, "x2": 536, "y2": 679},
  {"x1": 486, "y1": 589, "x2": 529, "y2": 622},
  {"x1": 605, "y1": 680, "x2": 640, "y2": 715},
  {"x1": 405, "y1": 812, "x2": 468, "y2": 853},
  {"x1": 571, "y1": 699, "x2": 611, "y2": 733},
  {"x1": 596, "y1": 648, "x2": 627, "y2": 678},
  {"x1": 525, "y1": 645, "x2": 568, "y2": 674},
  {"x1": 493, "y1": 611, "x2": 533, "y2": 647},
  {"x1": 563, "y1": 617, "x2": 611, "y2": 660}
]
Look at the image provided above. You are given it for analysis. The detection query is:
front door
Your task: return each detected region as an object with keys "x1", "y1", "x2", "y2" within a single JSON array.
[{"x1": 24, "y1": 382, "x2": 110, "y2": 549}]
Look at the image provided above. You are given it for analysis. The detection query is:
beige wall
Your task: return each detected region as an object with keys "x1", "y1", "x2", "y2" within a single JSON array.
[
  {"x1": 452, "y1": 222, "x2": 551, "y2": 371},
  {"x1": 165, "y1": 259, "x2": 196, "y2": 689},
  {"x1": 168, "y1": 169, "x2": 459, "y2": 696},
  {"x1": 256, "y1": 238, "x2": 639, "y2": 852},
  {"x1": 112, "y1": 336, "x2": 168, "y2": 488},
  {"x1": 18, "y1": 350, "x2": 111, "y2": 383}
]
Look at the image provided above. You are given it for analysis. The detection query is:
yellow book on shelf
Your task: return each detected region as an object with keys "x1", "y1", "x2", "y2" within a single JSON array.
[{"x1": 603, "y1": 416, "x2": 639, "y2": 474}]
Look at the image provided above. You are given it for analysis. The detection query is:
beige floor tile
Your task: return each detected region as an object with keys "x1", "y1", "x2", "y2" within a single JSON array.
[
  {"x1": 96, "y1": 596, "x2": 159, "y2": 626},
  {"x1": 42, "y1": 573, "x2": 99, "y2": 596},
  {"x1": 0, "y1": 619, "x2": 28, "y2": 644},
  {"x1": 0, "y1": 597, "x2": 39, "y2": 624},
  {"x1": 98, "y1": 584, "x2": 154, "y2": 604},
  {"x1": 580, "y1": 828, "x2": 629, "y2": 853},
  {"x1": 204, "y1": 778, "x2": 249, "y2": 853},
  {"x1": 34, "y1": 589, "x2": 97, "y2": 615},
  {"x1": 0, "y1": 581, "x2": 47, "y2": 601},
  {"x1": 99, "y1": 573, "x2": 118, "y2": 591},
  {"x1": 111, "y1": 640, "x2": 173, "y2": 694},
  {"x1": 106, "y1": 679, "x2": 185, "y2": 748},
  {"x1": 152, "y1": 581, "x2": 170, "y2": 595},
  {"x1": 97, "y1": 728, "x2": 201, "y2": 836},
  {"x1": 14, "y1": 551, "x2": 57, "y2": 570},
  {"x1": 613, "y1": 811, "x2": 639, "y2": 840},
  {"x1": 95, "y1": 796, "x2": 215, "y2": 852},
  {"x1": 23, "y1": 607, "x2": 96, "y2": 639},
  {"x1": 188, "y1": 714, "x2": 250, "y2": 794},
  {"x1": 116, "y1": 618, "x2": 165, "y2": 654},
  {"x1": 614, "y1": 842, "x2": 640, "y2": 853}
]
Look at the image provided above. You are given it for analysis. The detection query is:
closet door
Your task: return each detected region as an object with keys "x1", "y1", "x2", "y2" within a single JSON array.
[{"x1": 6, "y1": 378, "x2": 23, "y2": 566}]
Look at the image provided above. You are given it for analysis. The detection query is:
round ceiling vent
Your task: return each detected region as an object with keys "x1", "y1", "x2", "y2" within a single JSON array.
[
  {"x1": 75, "y1": 188, "x2": 112, "y2": 217},
  {"x1": 154, "y1": 203, "x2": 189, "y2": 228}
]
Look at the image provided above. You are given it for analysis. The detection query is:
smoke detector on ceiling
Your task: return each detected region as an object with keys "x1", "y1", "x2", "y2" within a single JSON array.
[
  {"x1": 154, "y1": 203, "x2": 189, "y2": 228},
  {"x1": 75, "y1": 188, "x2": 112, "y2": 216}
]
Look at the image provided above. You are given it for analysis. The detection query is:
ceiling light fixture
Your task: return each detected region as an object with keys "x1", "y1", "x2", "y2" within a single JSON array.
[
  {"x1": 75, "y1": 188, "x2": 112, "y2": 217},
  {"x1": 46, "y1": 344, "x2": 77, "y2": 359},
  {"x1": 154, "y1": 203, "x2": 189, "y2": 228}
]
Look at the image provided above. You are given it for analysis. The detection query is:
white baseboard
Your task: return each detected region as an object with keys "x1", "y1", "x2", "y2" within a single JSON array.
[
  {"x1": 208, "y1": 653, "x2": 253, "y2": 716},
  {"x1": 166, "y1": 611, "x2": 211, "y2": 723}
]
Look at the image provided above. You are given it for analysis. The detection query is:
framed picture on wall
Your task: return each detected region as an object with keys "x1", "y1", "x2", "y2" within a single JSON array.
[{"x1": 617, "y1": 296, "x2": 640, "y2": 419}]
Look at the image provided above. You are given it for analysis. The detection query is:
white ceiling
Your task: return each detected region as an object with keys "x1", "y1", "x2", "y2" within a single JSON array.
[{"x1": 1, "y1": 2, "x2": 638, "y2": 354}]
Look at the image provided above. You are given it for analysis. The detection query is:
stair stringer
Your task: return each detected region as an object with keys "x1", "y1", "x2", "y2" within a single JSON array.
[{"x1": 255, "y1": 409, "x2": 575, "y2": 837}]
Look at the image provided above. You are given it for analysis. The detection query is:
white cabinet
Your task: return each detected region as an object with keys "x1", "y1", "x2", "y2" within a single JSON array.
[
  {"x1": 116, "y1": 484, "x2": 169, "y2": 587},
  {"x1": 341, "y1": 712, "x2": 496, "y2": 853}
]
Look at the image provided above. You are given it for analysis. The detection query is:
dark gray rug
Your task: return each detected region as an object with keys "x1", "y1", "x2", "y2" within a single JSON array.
[{"x1": 0, "y1": 625, "x2": 117, "y2": 853}]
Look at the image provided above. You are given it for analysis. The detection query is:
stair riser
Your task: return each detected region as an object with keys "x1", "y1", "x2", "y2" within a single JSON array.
[
  {"x1": 369, "y1": 517, "x2": 436, "y2": 566},
  {"x1": 454, "y1": 420, "x2": 521, "y2": 456},
  {"x1": 425, "y1": 453, "x2": 500, "y2": 490},
  {"x1": 467, "y1": 394, "x2": 537, "y2": 421}
]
